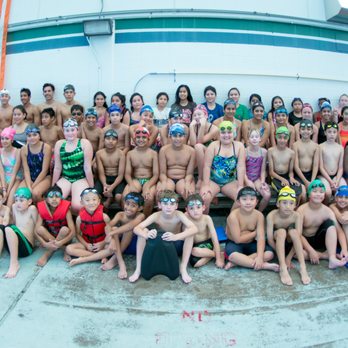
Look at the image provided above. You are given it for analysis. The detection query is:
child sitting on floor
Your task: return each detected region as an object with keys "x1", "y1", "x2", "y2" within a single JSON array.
[
  {"x1": 35, "y1": 186, "x2": 75, "y2": 266},
  {"x1": 2, "y1": 188, "x2": 37, "y2": 278},
  {"x1": 185, "y1": 193, "x2": 224, "y2": 268}
]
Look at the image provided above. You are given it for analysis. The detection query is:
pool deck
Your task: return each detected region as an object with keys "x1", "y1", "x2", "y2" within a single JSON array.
[{"x1": 1, "y1": 245, "x2": 348, "y2": 348}]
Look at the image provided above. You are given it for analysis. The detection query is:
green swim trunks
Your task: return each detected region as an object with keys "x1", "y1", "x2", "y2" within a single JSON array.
[
  {"x1": 4, "y1": 225, "x2": 34, "y2": 257},
  {"x1": 136, "y1": 178, "x2": 150, "y2": 186}
]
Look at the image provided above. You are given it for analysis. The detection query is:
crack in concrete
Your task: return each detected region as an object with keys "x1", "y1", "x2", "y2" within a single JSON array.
[{"x1": 0, "y1": 267, "x2": 42, "y2": 327}]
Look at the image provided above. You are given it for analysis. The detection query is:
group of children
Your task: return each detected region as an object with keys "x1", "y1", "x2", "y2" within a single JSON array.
[{"x1": 0, "y1": 84, "x2": 347, "y2": 286}]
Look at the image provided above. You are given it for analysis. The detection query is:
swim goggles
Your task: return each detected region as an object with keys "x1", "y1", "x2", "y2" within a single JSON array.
[
  {"x1": 324, "y1": 122, "x2": 338, "y2": 130},
  {"x1": 80, "y1": 188, "x2": 99, "y2": 197},
  {"x1": 63, "y1": 118, "x2": 79, "y2": 129},
  {"x1": 85, "y1": 108, "x2": 98, "y2": 118},
  {"x1": 299, "y1": 121, "x2": 313, "y2": 128},
  {"x1": 47, "y1": 191, "x2": 62, "y2": 198},
  {"x1": 220, "y1": 126, "x2": 233, "y2": 132},
  {"x1": 278, "y1": 192, "x2": 296, "y2": 199},
  {"x1": 25, "y1": 125, "x2": 40, "y2": 135},
  {"x1": 71, "y1": 111, "x2": 83, "y2": 116},
  {"x1": 160, "y1": 197, "x2": 178, "y2": 203},
  {"x1": 124, "y1": 193, "x2": 144, "y2": 206},
  {"x1": 187, "y1": 200, "x2": 203, "y2": 207},
  {"x1": 135, "y1": 129, "x2": 150, "y2": 136}
]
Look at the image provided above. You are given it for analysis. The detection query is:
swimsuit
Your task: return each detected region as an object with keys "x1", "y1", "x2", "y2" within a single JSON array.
[
  {"x1": 27, "y1": 143, "x2": 45, "y2": 182},
  {"x1": 13, "y1": 131, "x2": 27, "y2": 148},
  {"x1": 224, "y1": 240, "x2": 272, "y2": 259},
  {"x1": 4, "y1": 225, "x2": 33, "y2": 257},
  {"x1": 189, "y1": 239, "x2": 213, "y2": 266},
  {"x1": 210, "y1": 142, "x2": 238, "y2": 186},
  {"x1": 318, "y1": 121, "x2": 326, "y2": 144},
  {"x1": 136, "y1": 178, "x2": 150, "y2": 186},
  {"x1": 246, "y1": 149, "x2": 263, "y2": 182},
  {"x1": 271, "y1": 173, "x2": 303, "y2": 197},
  {"x1": 95, "y1": 176, "x2": 126, "y2": 196},
  {"x1": 0, "y1": 148, "x2": 23, "y2": 183},
  {"x1": 339, "y1": 123, "x2": 348, "y2": 148},
  {"x1": 305, "y1": 219, "x2": 335, "y2": 250},
  {"x1": 248, "y1": 120, "x2": 265, "y2": 137},
  {"x1": 60, "y1": 139, "x2": 85, "y2": 183}
]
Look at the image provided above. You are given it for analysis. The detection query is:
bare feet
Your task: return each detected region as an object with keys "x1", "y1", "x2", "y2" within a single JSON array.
[
  {"x1": 224, "y1": 261, "x2": 235, "y2": 270},
  {"x1": 300, "y1": 268, "x2": 311, "y2": 285},
  {"x1": 262, "y1": 262, "x2": 280, "y2": 272},
  {"x1": 193, "y1": 257, "x2": 212, "y2": 268},
  {"x1": 118, "y1": 267, "x2": 128, "y2": 279},
  {"x1": 101, "y1": 257, "x2": 108, "y2": 264},
  {"x1": 128, "y1": 270, "x2": 141, "y2": 283},
  {"x1": 180, "y1": 267, "x2": 192, "y2": 284},
  {"x1": 279, "y1": 268, "x2": 293, "y2": 286},
  {"x1": 100, "y1": 255, "x2": 118, "y2": 271},
  {"x1": 4, "y1": 262, "x2": 20, "y2": 278},
  {"x1": 37, "y1": 251, "x2": 53, "y2": 267},
  {"x1": 329, "y1": 257, "x2": 346, "y2": 269},
  {"x1": 63, "y1": 252, "x2": 71, "y2": 262},
  {"x1": 69, "y1": 258, "x2": 84, "y2": 267}
]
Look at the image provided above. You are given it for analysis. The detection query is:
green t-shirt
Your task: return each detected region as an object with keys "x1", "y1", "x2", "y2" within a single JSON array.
[{"x1": 234, "y1": 104, "x2": 248, "y2": 121}]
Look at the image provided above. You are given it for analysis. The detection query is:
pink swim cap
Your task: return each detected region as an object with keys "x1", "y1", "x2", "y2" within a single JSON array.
[
  {"x1": 1, "y1": 127, "x2": 16, "y2": 140},
  {"x1": 194, "y1": 104, "x2": 208, "y2": 118}
]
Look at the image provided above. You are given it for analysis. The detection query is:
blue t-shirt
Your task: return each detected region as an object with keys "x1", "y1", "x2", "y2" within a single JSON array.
[{"x1": 203, "y1": 102, "x2": 224, "y2": 123}]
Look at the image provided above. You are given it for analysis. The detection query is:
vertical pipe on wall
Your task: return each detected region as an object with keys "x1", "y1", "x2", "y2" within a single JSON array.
[{"x1": 0, "y1": 0, "x2": 11, "y2": 89}]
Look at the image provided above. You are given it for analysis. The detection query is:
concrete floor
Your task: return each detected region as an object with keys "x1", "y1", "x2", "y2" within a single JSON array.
[{"x1": 1, "y1": 247, "x2": 348, "y2": 348}]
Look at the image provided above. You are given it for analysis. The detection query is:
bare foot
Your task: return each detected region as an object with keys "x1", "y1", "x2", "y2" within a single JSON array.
[
  {"x1": 329, "y1": 257, "x2": 347, "y2": 269},
  {"x1": 224, "y1": 261, "x2": 235, "y2": 270},
  {"x1": 100, "y1": 255, "x2": 118, "y2": 271},
  {"x1": 4, "y1": 262, "x2": 20, "y2": 278},
  {"x1": 193, "y1": 257, "x2": 212, "y2": 268},
  {"x1": 180, "y1": 268, "x2": 192, "y2": 284},
  {"x1": 286, "y1": 262, "x2": 295, "y2": 270},
  {"x1": 63, "y1": 252, "x2": 71, "y2": 262},
  {"x1": 101, "y1": 257, "x2": 108, "y2": 264},
  {"x1": 262, "y1": 262, "x2": 280, "y2": 272},
  {"x1": 37, "y1": 251, "x2": 53, "y2": 267},
  {"x1": 279, "y1": 268, "x2": 293, "y2": 286},
  {"x1": 118, "y1": 267, "x2": 128, "y2": 279},
  {"x1": 319, "y1": 251, "x2": 329, "y2": 260},
  {"x1": 300, "y1": 268, "x2": 311, "y2": 285},
  {"x1": 69, "y1": 258, "x2": 84, "y2": 267},
  {"x1": 129, "y1": 270, "x2": 141, "y2": 283}
]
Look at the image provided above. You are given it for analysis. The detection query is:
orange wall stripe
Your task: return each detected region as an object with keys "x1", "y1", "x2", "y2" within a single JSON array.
[{"x1": 0, "y1": 0, "x2": 11, "y2": 89}]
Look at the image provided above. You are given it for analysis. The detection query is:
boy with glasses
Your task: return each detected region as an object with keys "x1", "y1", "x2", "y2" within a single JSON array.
[
  {"x1": 35, "y1": 186, "x2": 75, "y2": 266},
  {"x1": 129, "y1": 190, "x2": 197, "y2": 284},
  {"x1": 267, "y1": 186, "x2": 310, "y2": 286}
]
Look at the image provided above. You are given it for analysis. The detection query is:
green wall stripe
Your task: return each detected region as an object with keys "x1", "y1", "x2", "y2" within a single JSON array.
[
  {"x1": 115, "y1": 17, "x2": 348, "y2": 42},
  {"x1": 7, "y1": 23, "x2": 84, "y2": 42}
]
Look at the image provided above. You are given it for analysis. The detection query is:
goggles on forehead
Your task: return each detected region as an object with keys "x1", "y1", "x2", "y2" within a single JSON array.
[
  {"x1": 278, "y1": 192, "x2": 296, "y2": 199},
  {"x1": 325, "y1": 123, "x2": 338, "y2": 130},
  {"x1": 310, "y1": 183, "x2": 325, "y2": 190},
  {"x1": 187, "y1": 200, "x2": 203, "y2": 207},
  {"x1": 300, "y1": 123, "x2": 313, "y2": 128},
  {"x1": 135, "y1": 129, "x2": 149, "y2": 136},
  {"x1": 220, "y1": 126, "x2": 233, "y2": 132},
  {"x1": 63, "y1": 119, "x2": 79, "y2": 129},
  {"x1": 80, "y1": 188, "x2": 99, "y2": 197},
  {"x1": 47, "y1": 191, "x2": 62, "y2": 198},
  {"x1": 160, "y1": 197, "x2": 178, "y2": 203},
  {"x1": 125, "y1": 193, "x2": 144, "y2": 206}
]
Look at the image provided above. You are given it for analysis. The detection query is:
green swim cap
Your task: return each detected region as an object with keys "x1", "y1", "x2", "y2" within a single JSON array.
[
  {"x1": 276, "y1": 126, "x2": 290, "y2": 137},
  {"x1": 219, "y1": 120, "x2": 235, "y2": 131},
  {"x1": 307, "y1": 179, "x2": 326, "y2": 196},
  {"x1": 14, "y1": 187, "x2": 32, "y2": 199}
]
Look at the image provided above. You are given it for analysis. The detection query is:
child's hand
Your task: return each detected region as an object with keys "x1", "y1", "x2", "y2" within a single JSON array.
[
  {"x1": 340, "y1": 249, "x2": 348, "y2": 260},
  {"x1": 162, "y1": 232, "x2": 176, "y2": 241},
  {"x1": 329, "y1": 180, "x2": 336, "y2": 189},
  {"x1": 289, "y1": 177, "x2": 300, "y2": 186},
  {"x1": 105, "y1": 234, "x2": 112, "y2": 244},
  {"x1": 215, "y1": 258, "x2": 225, "y2": 269},
  {"x1": 87, "y1": 243, "x2": 95, "y2": 252},
  {"x1": 252, "y1": 256, "x2": 263, "y2": 270},
  {"x1": 92, "y1": 241, "x2": 105, "y2": 252},
  {"x1": 190, "y1": 119, "x2": 197, "y2": 127},
  {"x1": 130, "y1": 180, "x2": 142, "y2": 192},
  {"x1": 200, "y1": 186, "x2": 212, "y2": 198},
  {"x1": 246, "y1": 180, "x2": 255, "y2": 189},
  {"x1": 280, "y1": 179, "x2": 289, "y2": 187},
  {"x1": 285, "y1": 256, "x2": 295, "y2": 270},
  {"x1": 309, "y1": 250, "x2": 320, "y2": 264},
  {"x1": 147, "y1": 229, "x2": 157, "y2": 239}
]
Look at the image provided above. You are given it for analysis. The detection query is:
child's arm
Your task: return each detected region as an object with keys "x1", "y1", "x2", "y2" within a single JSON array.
[
  {"x1": 148, "y1": 127, "x2": 159, "y2": 147},
  {"x1": 289, "y1": 151, "x2": 300, "y2": 185},
  {"x1": 32, "y1": 144, "x2": 52, "y2": 188},
  {"x1": 21, "y1": 146, "x2": 33, "y2": 190},
  {"x1": 228, "y1": 211, "x2": 256, "y2": 244},
  {"x1": 158, "y1": 147, "x2": 168, "y2": 183},
  {"x1": 260, "y1": 122, "x2": 270, "y2": 148},
  {"x1": 133, "y1": 212, "x2": 159, "y2": 238},
  {"x1": 124, "y1": 152, "x2": 133, "y2": 185},
  {"x1": 289, "y1": 126, "x2": 295, "y2": 148},
  {"x1": 266, "y1": 212, "x2": 276, "y2": 250},
  {"x1": 2, "y1": 206, "x2": 10, "y2": 226},
  {"x1": 7, "y1": 149, "x2": 21, "y2": 194},
  {"x1": 260, "y1": 149, "x2": 268, "y2": 184},
  {"x1": 312, "y1": 125, "x2": 319, "y2": 143},
  {"x1": 311, "y1": 145, "x2": 320, "y2": 180},
  {"x1": 254, "y1": 213, "x2": 266, "y2": 270},
  {"x1": 97, "y1": 131, "x2": 103, "y2": 151},
  {"x1": 270, "y1": 124, "x2": 276, "y2": 147},
  {"x1": 162, "y1": 211, "x2": 198, "y2": 241},
  {"x1": 336, "y1": 222, "x2": 348, "y2": 259},
  {"x1": 109, "y1": 213, "x2": 145, "y2": 237},
  {"x1": 206, "y1": 216, "x2": 224, "y2": 268},
  {"x1": 55, "y1": 210, "x2": 76, "y2": 248},
  {"x1": 96, "y1": 151, "x2": 107, "y2": 188},
  {"x1": 184, "y1": 147, "x2": 195, "y2": 195},
  {"x1": 189, "y1": 120, "x2": 198, "y2": 145},
  {"x1": 0, "y1": 160, "x2": 6, "y2": 194},
  {"x1": 335, "y1": 147, "x2": 344, "y2": 183},
  {"x1": 319, "y1": 145, "x2": 334, "y2": 186},
  {"x1": 143, "y1": 151, "x2": 159, "y2": 197},
  {"x1": 111, "y1": 151, "x2": 126, "y2": 189},
  {"x1": 330, "y1": 203, "x2": 347, "y2": 225},
  {"x1": 52, "y1": 140, "x2": 63, "y2": 186},
  {"x1": 202, "y1": 124, "x2": 219, "y2": 144},
  {"x1": 236, "y1": 142, "x2": 246, "y2": 188},
  {"x1": 81, "y1": 139, "x2": 94, "y2": 187},
  {"x1": 293, "y1": 143, "x2": 309, "y2": 187}
]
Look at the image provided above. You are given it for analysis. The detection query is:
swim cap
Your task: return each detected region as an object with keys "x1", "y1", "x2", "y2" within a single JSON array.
[
  {"x1": 169, "y1": 123, "x2": 185, "y2": 136},
  {"x1": 336, "y1": 185, "x2": 348, "y2": 197},
  {"x1": 1, "y1": 127, "x2": 16, "y2": 140},
  {"x1": 0, "y1": 89, "x2": 10, "y2": 96},
  {"x1": 219, "y1": 120, "x2": 235, "y2": 131},
  {"x1": 307, "y1": 179, "x2": 326, "y2": 196},
  {"x1": 63, "y1": 84, "x2": 75, "y2": 92},
  {"x1": 104, "y1": 129, "x2": 118, "y2": 139},
  {"x1": 276, "y1": 126, "x2": 289, "y2": 137},
  {"x1": 302, "y1": 103, "x2": 313, "y2": 111},
  {"x1": 299, "y1": 119, "x2": 313, "y2": 128},
  {"x1": 14, "y1": 187, "x2": 32, "y2": 200},
  {"x1": 320, "y1": 101, "x2": 332, "y2": 111},
  {"x1": 193, "y1": 104, "x2": 208, "y2": 117},
  {"x1": 277, "y1": 186, "x2": 296, "y2": 203},
  {"x1": 134, "y1": 126, "x2": 150, "y2": 138},
  {"x1": 80, "y1": 187, "x2": 99, "y2": 198},
  {"x1": 124, "y1": 192, "x2": 144, "y2": 206},
  {"x1": 85, "y1": 107, "x2": 98, "y2": 119},
  {"x1": 108, "y1": 104, "x2": 122, "y2": 114},
  {"x1": 274, "y1": 107, "x2": 288, "y2": 115},
  {"x1": 25, "y1": 124, "x2": 40, "y2": 135},
  {"x1": 63, "y1": 118, "x2": 79, "y2": 129},
  {"x1": 237, "y1": 186, "x2": 258, "y2": 200},
  {"x1": 140, "y1": 105, "x2": 154, "y2": 115},
  {"x1": 251, "y1": 102, "x2": 264, "y2": 112},
  {"x1": 223, "y1": 99, "x2": 236, "y2": 107},
  {"x1": 324, "y1": 121, "x2": 338, "y2": 131}
]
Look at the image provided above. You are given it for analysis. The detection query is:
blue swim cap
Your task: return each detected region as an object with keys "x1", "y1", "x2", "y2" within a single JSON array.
[
  {"x1": 85, "y1": 107, "x2": 98, "y2": 119},
  {"x1": 224, "y1": 98, "x2": 236, "y2": 107},
  {"x1": 336, "y1": 185, "x2": 348, "y2": 197},
  {"x1": 140, "y1": 105, "x2": 154, "y2": 115},
  {"x1": 169, "y1": 123, "x2": 185, "y2": 136},
  {"x1": 274, "y1": 107, "x2": 288, "y2": 115},
  {"x1": 320, "y1": 101, "x2": 332, "y2": 111},
  {"x1": 108, "y1": 104, "x2": 122, "y2": 114}
]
